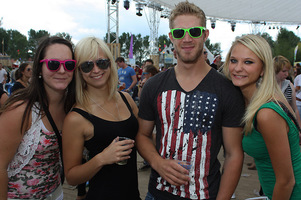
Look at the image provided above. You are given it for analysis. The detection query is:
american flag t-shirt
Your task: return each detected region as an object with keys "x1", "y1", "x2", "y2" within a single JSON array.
[{"x1": 156, "y1": 89, "x2": 218, "y2": 199}]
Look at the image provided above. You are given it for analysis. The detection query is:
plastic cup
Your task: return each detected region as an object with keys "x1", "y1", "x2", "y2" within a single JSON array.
[
  {"x1": 176, "y1": 155, "x2": 192, "y2": 172},
  {"x1": 116, "y1": 137, "x2": 131, "y2": 165}
]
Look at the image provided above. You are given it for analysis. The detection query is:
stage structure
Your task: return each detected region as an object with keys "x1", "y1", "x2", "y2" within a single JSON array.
[{"x1": 106, "y1": 0, "x2": 170, "y2": 58}]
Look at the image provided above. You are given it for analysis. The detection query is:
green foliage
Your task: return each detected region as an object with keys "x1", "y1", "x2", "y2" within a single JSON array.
[
  {"x1": 117, "y1": 32, "x2": 150, "y2": 63},
  {"x1": 205, "y1": 39, "x2": 221, "y2": 56},
  {"x1": 104, "y1": 32, "x2": 117, "y2": 43},
  {"x1": 27, "y1": 29, "x2": 50, "y2": 59},
  {"x1": 260, "y1": 32, "x2": 275, "y2": 55},
  {"x1": 273, "y1": 28, "x2": 301, "y2": 63},
  {"x1": 55, "y1": 32, "x2": 72, "y2": 42},
  {"x1": 119, "y1": 32, "x2": 131, "y2": 57},
  {"x1": 158, "y1": 35, "x2": 171, "y2": 53},
  {"x1": 0, "y1": 28, "x2": 9, "y2": 55},
  {"x1": 7, "y1": 30, "x2": 28, "y2": 60},
  {"x1": 1, "y1": 26, "x2": 301, "y2": 66}
]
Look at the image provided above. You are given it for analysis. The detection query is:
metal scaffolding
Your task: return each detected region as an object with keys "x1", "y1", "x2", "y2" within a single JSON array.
[
  {"x1": 107, "y1": 0, "x2": 119, "y2": 44},
  {"x1": 106, "y1": 0, "x2": 170, "y2": 55}
]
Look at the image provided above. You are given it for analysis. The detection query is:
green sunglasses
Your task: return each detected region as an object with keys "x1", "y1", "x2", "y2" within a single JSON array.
[{"x1": 170, "y1": 26, "x2": 206, "y2": 39}]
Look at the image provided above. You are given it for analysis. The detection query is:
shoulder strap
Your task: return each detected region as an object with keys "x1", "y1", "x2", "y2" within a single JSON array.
[
  {"x1": 118, "y1": 91, "x2": 133, "y2": 113},
  {"x1": 42, "y1": 102, "x2": 64, "y2": 183},
  {"x1": 277, "y1": 101, "x2": 301, "y2": 132},
  {"x1": 72, "y1": 107, "x2": 94, "y2": 121}
]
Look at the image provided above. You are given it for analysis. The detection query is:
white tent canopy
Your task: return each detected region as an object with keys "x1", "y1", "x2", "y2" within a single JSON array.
[{"x1": 152, "y1": 0, "x2": 301, "y2": 25}]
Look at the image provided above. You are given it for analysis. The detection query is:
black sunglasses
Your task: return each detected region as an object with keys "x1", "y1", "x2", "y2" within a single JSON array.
[
  {"x1": 170, "y1": 26, "x2": 206, "y2": 39},
  {"x1": 80, "y1": 59, "x2": 111, "y2": 73}
]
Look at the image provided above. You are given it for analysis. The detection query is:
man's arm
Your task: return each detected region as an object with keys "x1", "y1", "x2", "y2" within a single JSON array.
[
  {"x1": 2, "y1": 73, "x2": 7, "y2": 85},
  {"x1": 136, "y1": 118, "x2": 190, "y2": 186},
  {"x1": 216, "y1": 127, "x2": 243, "y2": 200},
  {"x1": 126, "y1": 74, "x2": 137, "y2": 92}
]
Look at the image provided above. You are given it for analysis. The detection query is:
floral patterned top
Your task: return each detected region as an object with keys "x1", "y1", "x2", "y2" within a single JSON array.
[{"x1": 7, "y1": 103, "x2": 61, "y2": 199}]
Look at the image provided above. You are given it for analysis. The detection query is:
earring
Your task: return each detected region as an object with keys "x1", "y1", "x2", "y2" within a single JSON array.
[
  {"x1": 256, "y1": 76, "x2": 263, "y2": 88},
  {"x1": 39, "y1": 75, "x2": 42, "y2": 79}
]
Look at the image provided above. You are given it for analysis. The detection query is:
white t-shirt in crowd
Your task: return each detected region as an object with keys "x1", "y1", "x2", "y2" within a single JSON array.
[
  {"x1": 0, "y1": 68, "x2": 7, "y2": 83},
  {"x1": 294, "y1": 74, "x2": 301, "y2": 106}
]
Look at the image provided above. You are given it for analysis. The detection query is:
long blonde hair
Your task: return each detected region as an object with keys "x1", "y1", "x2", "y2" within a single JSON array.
[
  {"x1": 74, "y1": 37, "x2": 118, "y2": 111},
  {"x1": 223, "y1": 34, "x2": 285, "y2": 134}
]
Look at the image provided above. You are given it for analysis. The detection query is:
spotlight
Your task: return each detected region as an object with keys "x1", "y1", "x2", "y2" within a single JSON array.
[
  {"x1": 230, "y1": 22, "x2": 236, "y2": 32},
  {"x1": 124, "y1": 0, "x2": 130, "y2": 10},
  {"x1": 136, "y1": 3, "x2": 143, "y2": 16},
  {"x1": 111, "y1": 0, "x2": 116, "y2": 4},
  {"x1": 211, "y1": 19, "x2": 216, "y2": 29},
  {"x1": 136, "y1": 10, "x2": 142, "y2": 16}
]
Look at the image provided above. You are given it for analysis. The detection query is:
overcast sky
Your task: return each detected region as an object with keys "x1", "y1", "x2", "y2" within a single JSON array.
[{"x1": 1, "y1": 0, "x2": 300, "y2": 59}]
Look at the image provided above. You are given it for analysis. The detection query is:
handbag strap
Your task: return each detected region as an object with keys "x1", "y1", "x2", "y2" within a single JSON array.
[{"x1": 42, "y1": 102, "x2": 65, "y2": 183}]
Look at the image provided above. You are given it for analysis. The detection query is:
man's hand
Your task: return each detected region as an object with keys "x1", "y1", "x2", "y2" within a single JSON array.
[{"x1": 153, "y1": 158, "x2": 190, "y2": 186}]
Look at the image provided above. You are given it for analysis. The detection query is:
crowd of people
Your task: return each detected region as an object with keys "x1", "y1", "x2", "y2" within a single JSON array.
[{"x1": 0, "y1": 1, "x2": 301, "y2": 200}]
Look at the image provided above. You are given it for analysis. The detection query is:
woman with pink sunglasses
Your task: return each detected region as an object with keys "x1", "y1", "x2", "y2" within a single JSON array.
[{"x1": 0, "y1": 36, "x2": 76, "y2": 199}]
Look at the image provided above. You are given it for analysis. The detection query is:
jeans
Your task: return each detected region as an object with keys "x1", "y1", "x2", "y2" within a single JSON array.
[
  {"x1": 145, "y1": 191, "x2": 219, "y2": 200},
  {"x1": 145, "y1": 192, "x2": 156, "y2": 200}
]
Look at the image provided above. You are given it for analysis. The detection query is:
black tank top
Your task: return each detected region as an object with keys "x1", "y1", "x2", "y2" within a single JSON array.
[{"x1": 71, "y1": 92, "x2": 140, "y2": 200}]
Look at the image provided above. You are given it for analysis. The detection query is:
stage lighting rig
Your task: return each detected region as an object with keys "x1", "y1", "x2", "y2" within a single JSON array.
[
  {"x1": 211, "y1": 19, "x2": 216, "y2": 29},
  {"x1": 124, "y1": 0, "x2": 130, "y2": 10},
  {"x1": 136, "y1": 3, "x2": 144, "y2": 16},
  {"x1": 230, "y1": 21, "x2": 236, "y2": 32}
]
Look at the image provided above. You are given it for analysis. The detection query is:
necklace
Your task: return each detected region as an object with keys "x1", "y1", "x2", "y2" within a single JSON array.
[{"x1": 88, "y1": 96, "x2": 120, "y2": 121}]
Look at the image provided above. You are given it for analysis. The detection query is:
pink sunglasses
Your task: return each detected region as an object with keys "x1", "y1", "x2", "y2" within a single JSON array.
[{"x1": 40, "y1": 59, "x2": 76, "y2": 72}]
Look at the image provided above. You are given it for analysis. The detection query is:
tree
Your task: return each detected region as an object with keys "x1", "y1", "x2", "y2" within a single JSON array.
[
  {"x1": 6, "y1": 30, "x2": 28, "y2": 60},
  {"x1": 205, "y1": 39, "x2": 221, "y2": 56},
  {"x1": 274, "y1": 28, "x2": 301, "y2": 63},
  {"x1": 104, "y1": 32, "x2": 117, "y2": 44},
  {"x1": 133, "y1": 34, "x2": 144, "y2": 63},
  {"x1": 119, "y1": 32, "x2": 131, "y2": 58},
  {"x1": 158, "y1": 35, "x2": 171, "y2": 53},
  {"x1": 55, "y1": 32, "x2": 72, "y2": 42},
  {"x1": 28, "y1": 29, "x2": 50, "y2": 58},
  {"x1": 260, "y1": 32, "x2": 275, "y2": 56},
  {"x1": 0, "y1": 28, "x2": 9, "y2": 55}
]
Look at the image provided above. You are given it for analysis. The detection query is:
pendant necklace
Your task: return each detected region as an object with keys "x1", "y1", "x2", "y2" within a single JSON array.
[{"x1": 88, "y1": 96, "x2": 120, "y2": 121}]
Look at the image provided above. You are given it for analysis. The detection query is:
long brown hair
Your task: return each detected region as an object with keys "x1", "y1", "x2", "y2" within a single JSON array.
[{"x1": 0, "y1": 36, "x2": 76, "y2": 133}]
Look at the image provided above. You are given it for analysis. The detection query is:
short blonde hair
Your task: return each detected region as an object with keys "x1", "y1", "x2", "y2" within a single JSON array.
[
  {"x1": 273, "y1": 55, "x2": 292, "y2": 74},
  {"x1": 223, "y1": 34, "x2": 285, "y2": 134},
  {"x1": 169, "y1": 1, "x2": 206, "y2": 29},
  {"x1": 74, "y1": 37, "x2": 118, "y2": 111}
]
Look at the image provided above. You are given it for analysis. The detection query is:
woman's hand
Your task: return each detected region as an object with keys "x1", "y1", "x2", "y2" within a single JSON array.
[{"x1": 99, "y1": 137, "x2": 135, "y2": 165}]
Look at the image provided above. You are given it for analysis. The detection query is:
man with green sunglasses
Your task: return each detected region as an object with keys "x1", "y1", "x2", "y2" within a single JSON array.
[
  {"x1": 170, "y1": 26, "x2": 206, "y2": 40},
  {"x1": 136, "y1": 1, "x2": 245, "y2": 200}
]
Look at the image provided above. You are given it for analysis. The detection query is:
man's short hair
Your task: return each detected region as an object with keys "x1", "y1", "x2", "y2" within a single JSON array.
[
  {"x1": 115, "y1": 57, "x2": 125, "y2": 63},
  {"x1": 169, "y1": 1, "x2": 206, "y2": 29},
  {"x1": 145, "y1": 59, "x2": 154, "y2": 64}
]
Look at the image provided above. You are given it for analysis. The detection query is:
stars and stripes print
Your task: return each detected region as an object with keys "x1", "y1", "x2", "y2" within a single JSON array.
[{"x1": 156, "y1": 90, "x2": 218, "y2": 199}]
